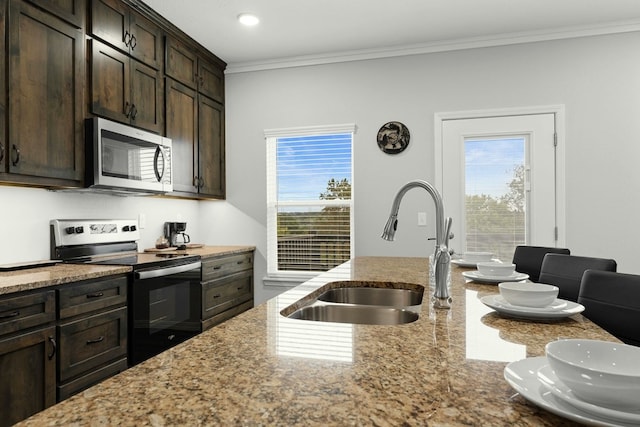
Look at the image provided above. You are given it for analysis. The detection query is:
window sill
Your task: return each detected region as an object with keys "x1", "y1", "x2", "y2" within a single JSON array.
[{"x1": 263, "y1": 273, "x2": 317, "y2": 288}]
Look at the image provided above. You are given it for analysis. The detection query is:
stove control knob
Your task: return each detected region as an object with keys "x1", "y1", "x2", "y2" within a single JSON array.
[
  {"x1": 75, "y1": 226, "x2": 84, "y2": 234},
  {"x1": 122, "y1": 225, "x2": 130, "y2": 232},
  {"x1": 65, "y1": 226, "x2": 75, "y2": 234},
  {"x1": 130, "y1": 225, "x2": 137, "y2": 231}
]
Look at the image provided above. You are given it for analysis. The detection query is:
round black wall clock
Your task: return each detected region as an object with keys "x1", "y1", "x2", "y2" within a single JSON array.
[{"x1": 377, "y1": 121, "x2": 410, "y2": 154}]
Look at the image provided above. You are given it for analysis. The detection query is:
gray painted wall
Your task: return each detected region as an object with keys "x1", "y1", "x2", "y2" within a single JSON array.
[{"x1": 2, "y1": 32, "x2": 639, "y2": 305}]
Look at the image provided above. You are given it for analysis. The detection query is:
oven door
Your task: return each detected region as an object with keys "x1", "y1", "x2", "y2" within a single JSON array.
[{"x1": 130, "y1": 260, "x2": 201, "y2": 365}]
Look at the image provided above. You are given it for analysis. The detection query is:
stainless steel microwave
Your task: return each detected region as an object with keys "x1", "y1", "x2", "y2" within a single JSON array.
[{"x1": 85, "y1": 118, "x2": 172, "y2": 194}]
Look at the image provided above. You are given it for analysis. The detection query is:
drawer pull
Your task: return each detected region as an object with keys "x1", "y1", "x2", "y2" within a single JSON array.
[
  {"x1": 236, "y1": 286, "x2": 244, "y2": 291},
  {"x1": 213, "y1": 293, "x2": 222, "y2": 299},
  {"x1": 48, "y1": 336, "x2": 57, "y2": 360},
  {"x1": 213, "y1": 266, "x2": 222, "y2": 270},
  {"x1": 236, "y1": 261, "x2": 244, "y2": 265},
  {"x1": 0, "y1": 310, "x2": 20, "y2": 319},
  {"x1": 86, "y1": 336, "x2": 104, "y2": 345},
  {"x1": 86, "y1": 292, "x2": 104, "y2": 298}
]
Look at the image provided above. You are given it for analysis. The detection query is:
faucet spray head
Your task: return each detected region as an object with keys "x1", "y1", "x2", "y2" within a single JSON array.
[{"x1": 381, "y1": 215, "x2": 398, "y2": 241}]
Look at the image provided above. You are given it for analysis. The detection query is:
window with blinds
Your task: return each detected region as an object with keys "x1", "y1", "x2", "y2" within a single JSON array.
[{"x1": 265, "y1": 124, "x2": 355, "y2": 277}]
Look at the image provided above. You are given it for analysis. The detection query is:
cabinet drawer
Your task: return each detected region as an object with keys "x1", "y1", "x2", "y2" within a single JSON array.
[
  {"x1": 58, "y1": 306, "x2": 127, "y2": 382},
  {"x1": 202, "y1": 300, "x2": 252, "y2": 331},
  {"x1": 58, "y1": 276, "x2": 127, "y2": 319},
  {"x1": 201, "y1": 252, "x2": 253, "y2": 281},
  {"x1": 58, "y1": 357, "x2": 127, "y2": 401},
  {"x1": 202, "y1": 270, "x2": 253, "y2": 319},
  {"x1": 0, "y1": 290, "x2": 55, "y2": 337}
]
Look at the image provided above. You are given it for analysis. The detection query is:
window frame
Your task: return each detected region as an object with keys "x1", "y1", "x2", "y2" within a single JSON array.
[{"x1": 265, "y1": 124, "x2": 356, "y2": 281}]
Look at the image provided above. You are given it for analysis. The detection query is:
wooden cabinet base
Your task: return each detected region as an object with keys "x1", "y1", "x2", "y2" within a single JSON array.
[
  {"x1": 57, "y1": 357, "x2": 128, "y2": 401},
  {"x1": 201, "y1": 300, "x2": 253, "y2": 331}
]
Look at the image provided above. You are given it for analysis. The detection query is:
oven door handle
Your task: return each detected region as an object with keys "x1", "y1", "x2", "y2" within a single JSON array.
[{"x1": 135, "y1": 261, "x2": 201, "y2": 280}]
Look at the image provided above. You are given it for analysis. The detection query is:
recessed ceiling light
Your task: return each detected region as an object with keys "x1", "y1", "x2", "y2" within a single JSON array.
[{"x1": 238, "y1": 13, "x2": 259, "y2": 26}]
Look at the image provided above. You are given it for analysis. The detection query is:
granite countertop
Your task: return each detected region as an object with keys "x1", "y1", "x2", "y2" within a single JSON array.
[
  {"x1": 0, "y1": 246, "x2": 255, "y2": 297},
  {"x1": 159, "y1": 245, "x2": 256, "y2": 259},
  {"x1": 18, "y1": 256, "x2": 618, "y2": 426},
  {"x1": 0, "y1": 264, "x2": 131, "y2": 296}
]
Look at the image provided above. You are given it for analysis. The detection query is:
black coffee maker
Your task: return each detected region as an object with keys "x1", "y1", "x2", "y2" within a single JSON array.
[{"x1": 164, "y1": 222, "x2": 190, "y2": 247}]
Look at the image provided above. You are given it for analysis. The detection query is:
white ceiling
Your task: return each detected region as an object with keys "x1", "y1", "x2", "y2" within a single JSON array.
[{"x1": 142, "y1": 0, "x2": 640, "y2": 73}]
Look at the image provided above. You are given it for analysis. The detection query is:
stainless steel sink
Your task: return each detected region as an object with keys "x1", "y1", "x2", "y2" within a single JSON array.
[
  {"x1": 282, "y1": 281, "x2": 425, "y2": 325},
  {"x1": 287, "y1": 303, "x2": 419, "y2": 325},
  {"x1": 317, "y1": 286, "x2": 423, "y2": 307}
]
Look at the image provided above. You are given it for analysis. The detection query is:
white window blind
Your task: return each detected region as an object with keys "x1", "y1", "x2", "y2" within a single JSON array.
[{"x1": 265, "y1": 124, "x2": 355, "y2": 277}]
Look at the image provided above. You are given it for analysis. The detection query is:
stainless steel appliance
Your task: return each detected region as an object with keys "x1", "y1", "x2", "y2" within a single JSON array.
[
  {"x1": 85, "y1": 118, "x2": 173, "y2": 194},
  {"x1": 50, "y1": 219, "x2": 201, "y2": 366},
  {"x1": 164, "y1": 221, "x2": 190, "y2": 248}
]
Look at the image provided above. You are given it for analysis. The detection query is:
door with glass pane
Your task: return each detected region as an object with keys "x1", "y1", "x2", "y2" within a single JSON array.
[{"x1": 440, "y1": 114, "x2": 557, "y2": 260}]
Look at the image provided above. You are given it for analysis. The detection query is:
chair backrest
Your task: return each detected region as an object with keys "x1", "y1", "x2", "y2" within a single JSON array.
[
  {"x1": 578, "y1": 270, "x2": 640, "y2": 346},
  {"x1": 511, "y1": 245, "x2": 570, "y2": 282},
  {"x1": 538, "y1": 254, "x2": 617, "y2": 302}
]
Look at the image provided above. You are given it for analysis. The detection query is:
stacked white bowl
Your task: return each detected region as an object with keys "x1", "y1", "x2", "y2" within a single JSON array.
[
  {"x1": 477, "y1": 262, "x2": 515, "y2": 277},
  {"x1": 545, "y1": 339, "x2": 640, "y2": 411},
  {"x1": 498, "y1": 282, "x2": 558, "y2": 307}
]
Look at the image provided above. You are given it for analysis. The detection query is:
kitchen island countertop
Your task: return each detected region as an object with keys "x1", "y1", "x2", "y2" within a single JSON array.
[{"x1": 18, "y1": 256, "x2": 617, "y2": 426}]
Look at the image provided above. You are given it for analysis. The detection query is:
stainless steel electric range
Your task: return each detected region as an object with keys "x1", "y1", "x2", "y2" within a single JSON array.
[{"x1": 51, "y1": 219, "x2": 202, "y2": 365}]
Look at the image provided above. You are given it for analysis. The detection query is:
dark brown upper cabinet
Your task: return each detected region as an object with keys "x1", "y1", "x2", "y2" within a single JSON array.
[
  {"x1": 25, "y1": 0, "x2": 85, "y2": 27},
  {"x1": 6, "y1": 0, "x2": 84, "y2": 184},
  {"x1": 90, "y1": 39, "x2": 163, "y2": 133},
  {"x1": 90, "y1": 0, "x2": 162, "y2": 69},
  {"x1": 166, "y1": 36, "x2": 224, "y2": 104}
]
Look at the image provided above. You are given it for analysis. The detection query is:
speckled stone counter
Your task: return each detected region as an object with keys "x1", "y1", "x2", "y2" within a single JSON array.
[
  {"x1": 0, "y1": 264, "x2": 131, "y2": 296},
  {"x1": 18, "y1": 256, "x2": 618, "y2": 426}
]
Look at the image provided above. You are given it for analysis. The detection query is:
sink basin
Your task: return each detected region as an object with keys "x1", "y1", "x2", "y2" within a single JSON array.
[
  {"x1": 287, "y1": 304, "x2": 419, "y2": 325},
  {"x1": 317, "y1": 286, "x2": 423, "y2": 307}
]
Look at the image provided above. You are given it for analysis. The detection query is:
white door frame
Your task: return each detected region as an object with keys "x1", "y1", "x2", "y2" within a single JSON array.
[{"x1": 434, "y1": 105, "x2": 566, "y2": 247}]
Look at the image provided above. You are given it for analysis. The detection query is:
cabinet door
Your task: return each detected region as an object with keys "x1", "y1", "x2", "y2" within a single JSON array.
[
  {"x1": 90, "y1": 40, "x2": 130, "y2": 124},
  {"x1": 130, "y1": 58, "x2": 162, "y2": 133},
  {"x1": 198, "y1": 56, "x2": 224, "y2": 103},
  {"x1": 58, "y1": 306, "x2": 127, "y2": 382},
  {"x1": 198, "y1": 95, "x2": 225, "y2": 198},
  {"x1": 0, "y1": 0, "x2": 6, "y2": 175},
  {"x1": 0, "y1": 326, "x2": 56, "y2": 427},
  {"x1": 165, "y1": 78, "x2": 198, "y2": 193},
  {"x1": 27, "y1": 0, "x2": 85, "y2": 27},
  {"x1": 165, "y1": 36, "x2": 197, "y2": 89},
  {"x1": 8, "y1": 0, "x2": 84, "y2": 182},
  {"x1": 90, "y1": 0, "x2": 128, "y2": 53},
  {"x1": 128, "y1": 9, "x2": 161, "y2": 69}
]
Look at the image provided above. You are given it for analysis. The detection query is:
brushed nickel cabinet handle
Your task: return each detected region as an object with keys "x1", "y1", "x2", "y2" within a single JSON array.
[
  {"x1": 86, "y1": 336, "x2": 104, "y2": 345},
  {"x1": 86, "y1": 292, "x2": 104, "y2": 298},
  {"x1": 11, "y1": 144, "x2": 20, "y2": 166},
  {"x1": 48, "y1": 336, "x2": 57, "y2": 360},
  {"x1": 0, "y1": 310, "x2": 19, "y2": 319}
]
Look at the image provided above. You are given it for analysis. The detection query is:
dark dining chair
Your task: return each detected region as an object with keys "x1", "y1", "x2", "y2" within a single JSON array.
[
  {"x1": 538, "y1": 254, "x2": 617, "y2": 302},
  {"x1": 511, "y1": 245, "x2": 570, "y2": 282},
  {"x1": 578, "y1": 270, "x2": 640, "y2": 347}
]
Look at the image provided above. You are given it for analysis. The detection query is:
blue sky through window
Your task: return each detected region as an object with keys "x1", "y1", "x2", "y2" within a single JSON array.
[
  {"x1": 277, "y1": 133, "x2": 352, "y2": 201},
  {"x1": 465, "y1": 137, "x2": 525, "y2": 197}
]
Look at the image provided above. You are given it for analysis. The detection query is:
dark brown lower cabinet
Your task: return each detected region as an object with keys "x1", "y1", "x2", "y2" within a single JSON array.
[
  {"x1": 201, "y1": 251, "x2": 254, "y2": 331},
  {"x1": 0, "y1": 326, "x2": 56, "y2": 427},
  {"x1": 56, "y1": 276, "x2": 128, "y2": 400}
]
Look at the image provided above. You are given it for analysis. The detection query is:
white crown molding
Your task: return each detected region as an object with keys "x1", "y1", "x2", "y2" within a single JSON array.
[{"x1": 226, "y1": 20, "x2": 640, "y2": 74}]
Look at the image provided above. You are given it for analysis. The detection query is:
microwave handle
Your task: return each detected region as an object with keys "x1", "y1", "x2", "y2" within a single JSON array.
[
  {"x1": 135, "y1": 261, "x2": 201, "y2": 280},
  {"x1": 153, "y1": 146, "x2": 166, "y2": 182}
]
